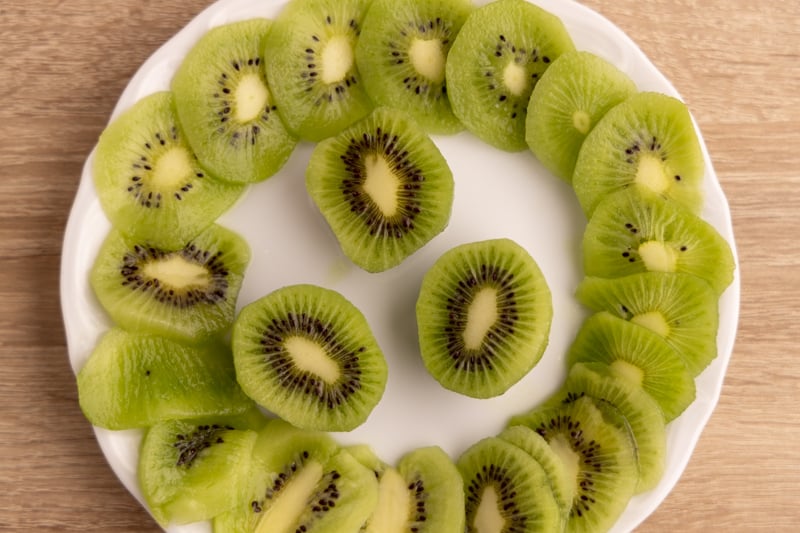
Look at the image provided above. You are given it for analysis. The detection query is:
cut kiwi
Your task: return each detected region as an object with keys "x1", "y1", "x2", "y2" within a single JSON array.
[
  {"x1": 457, "y1": 436, "x2": 561, "y2": 533},
  {"x1": 93, "y1": 91, "x2": 245, "y2": 249},
  {"x1": 90, "y1": 223, "x2": 250, "y2": 343},
  {"x1": 355, "y1": 0, "x2": 474, "y2": 134},
  {"x1": 306, "y1": 107, "x2": 454, "y2": 272},
  {"x1": 232, "y1": 284, "x2": 388, "y2": 432},
  {"x1": 77, "y1": 328, "x2": 254, "y2": 430},
  {"x1": 415, "y1": 238, "x2": 552, "y2": 398},
  {"x1": 582, "y1": 187, "x2": 736, "y2": 295},
  {"x1": 171, "y1": 19, "x2": 297, "y2": 184},
  {"x1": 576, "y1": 272, "x2": 721, "y2": 376},
  {"x1": 572, "y1": 91, "x2": 705, "y2": 216},
  {"x1": 263, "y1": 0, "x2": 373, "y2": 141},
  {"x1": 445, "y1": 0, "x2": 575, "y2": 151},
  {"x1": 526, "y1": 50, "x2": 637, "y2": 182},
  {"x1": 567, "y1": 311, "x2": 696, "y2": 422}
]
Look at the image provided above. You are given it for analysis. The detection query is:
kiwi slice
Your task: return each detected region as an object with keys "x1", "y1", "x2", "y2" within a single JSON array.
[
  {"x1": 445, "y1": 0, "x2": 575, "y2": 151},
  {"x1": 232, "y1": 284, "x2": 388, "y2": 432},
  {"x1": 92, "y1": 91, "x2": 245, "y2": 249},
  {"x1": 508, "y1": 396, "x2": 638, "y2": 533},
  {"x1": 77, "y1": 328, "x2": 254, "y2": 430},
  {"x1": 567, "y1": 311, "x2": 696, "y2": 422},
  {"x1": 583, "y1": 187, "x2": 735, "y2": 295},
  {"x1": 306, "y1": 107, "x2": 454, "y2": 272},
  {"x1": 263, "y1": 0, "x2": 373, "y2": 141},
  {"x1": 572, "y1": 91, "x2": 705, "y2": 216},
  {"x1": 526, "y1": 50, "x2": 637, "y2": 182},
  {"x1": 415, "y1": 238, "x2": 552, "y2": 398},
  {"x1": 171, "y1": 19, "x2": 297, "y2": 184},
  {"x1": 457, "y1": 436, "x2": 561, "y2": 533},
  {"x1": 354, "y1": 0, "x2": 474, "y2": 134},
  {"x1": 576, "y1": 272, "x2": 721, "y2": 376}
]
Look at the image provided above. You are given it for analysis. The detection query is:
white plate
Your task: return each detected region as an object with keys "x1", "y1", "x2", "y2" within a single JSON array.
[{"x1": 60, "y1": 0, "x2": 740, "y2": 531}]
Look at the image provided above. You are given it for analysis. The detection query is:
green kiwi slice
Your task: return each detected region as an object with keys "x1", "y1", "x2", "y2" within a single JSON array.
[
  {"x1": 171, "y1": 19, "x2": 297, "y2": 184},
  {"x1": 576, "y1": 272, "x2": 721, "y2": 376},
  {"x1": 306, "y1": 107, "x2": 454, "y2": 272},
  {"x1": 583, "y1": 187, "x2": 736, "y2": 295},
  {"x1": 567, "y1": 311, "x2": 696, "y2": 422},
  {"x1": 526, "y1": 50, "x2": 637, "y2": 182},
  {"x1": 232, "y1": 284, "x2": 388, "y2": 432},
  {"x1": 457, "y1": 436, "x2": 561, "y2": 533},
  {"x1": 92, "y1": 91, "x2": 245, "y2": 249},
  {"x1": 263, "y1": 0, "x2": 373, "y2": 141},
  {"x1": 572, "y1": 91, "x2": 705, "y2": 216},
  {"x1": 89, "y1": 223, "x2": 250, "y2": 343},
  {"x1": 77, "y1": 328, "x2": 254, "y2": 430},
  {"x1": 415, "y1": 238, "x2": 552, "y2": 398},
  {"x1": 445, "y1": 0, "x2": 575, "y2": 151},
  {"x1": 354, "y1": 0, "x2": 474, "y2": 134}
]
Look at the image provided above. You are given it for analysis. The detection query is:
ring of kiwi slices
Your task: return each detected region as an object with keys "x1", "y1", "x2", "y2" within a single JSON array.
[{"x1": 61, "y1": 0, "x2": 739, "y2": 532}]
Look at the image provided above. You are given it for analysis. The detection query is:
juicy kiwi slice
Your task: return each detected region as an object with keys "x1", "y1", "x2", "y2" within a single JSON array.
[
  {"x1": 415, "y1": 238, "x2": 552, "y2": 398},
  {"x1": 572, "y1": 91, "x2": 705, "y2": 216},
  {"x1": 508, "y1": 396, "x2": 637, "y2": 533},
  {"x1": 567, "y1": 311, "x2": 696, "y2": 422},
  {"x1": 576, "y1": 272, "x2": 720, "y2": 376},
  {"x1": 90, "y1": 224, "x2": 250, "y2": 343},
  {"x1": 171, "y1": 19, "x2": 297, "y2": 184},
  {"x1": 93, "y1": 91, "x2": 245, "y2": 249},
  {"x1": 582, "y1": 187, "x2": 736, "y2": 295},
  {"x1": 77, "y1": 328, "x2": 254, "y2": 430},
  {"x1": 263, "y1": 0, "x2": 373, "y2": 141},
  {"x1": 457, "y1": 436, "x2": 561, "y2": 533},
  {"x1": 306, "y1": 107, "x2": 454, "y2": 272},
  {"x1": 445, "y1": 0, "x2": 575, "y2": 151},
  {"x1": 354, "y1": 0, "x2": 474, "y2": 134},
  {"x1": 526, "y1": 50, "x2": 637, "y2": 182},
  {"x1": 232, "y1": 284, "x2": 388, "y2": 431}
]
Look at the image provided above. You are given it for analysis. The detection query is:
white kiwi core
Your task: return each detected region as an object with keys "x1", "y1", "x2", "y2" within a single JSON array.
[
  {"x1": 362, "y1": 153, "x2": 402, "y2": 217},
  {"x1": 631, "y1": 311, "x2": 671, "y2": 338},
  {"x1": 635, "y1": 153, "x2": 670, "y2": 194},
  {"x1": 365, "y1": 467, "x2": 411, "y2": 533},
  {"x1": 462, "y1": 288, "x2": 499, "y2": 350},
  {"x1": 611, "y1": 359, "x2": 645, "y2": 386},
  {"x1": 502, "y1": 62, "x2": 528, "y2": 97},
  {"x1": 572, "y1": 110, "x2": 592, "y2": 134},
  {"x1": 284, "y1": 336, "x2": 340, "y2": 384},
  {"x1": 549, "y1": 433, "x2": 580, "y2": 491},
  {"x1": 151, "y1": 147, "x2": 193, "y2": 192},
  {"x1": 473, "y1": 485, "x2": 505, "y2": 533},
  {"x1": 234, "y1": 73, "x2": 269, "y2": 123},
  {"x1": 638, "y1": 241, "x2": 678, "y2": 273},
  {"x1": 409, "y1": 38, "x2": 445, "y2": 83},
  {"x1": 254, "y1": 460, "x2": 325, "y2": 533},
  {"x1": 321, "y1": 35, "x2": 354, "y2": 84},
  {"x1": 142, "y1": 255, "x2": 210, "y2": 290}
]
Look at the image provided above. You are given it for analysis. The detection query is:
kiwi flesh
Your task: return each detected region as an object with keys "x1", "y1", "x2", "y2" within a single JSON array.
[
  {"x1": 445, "y1": 0, "x2": 575, "y2": 151},
  {"x1": 232, "y1": 284, "x2": 388, "y2": 432},
  {"x1": 306, "y1": 107, "x2": 454, "y2": 272},
  {"x1": 171, "y1": 19, "x2": 297, "y2": 184},
  {"x1": 415, "y1": 238, "x2": 552, "y2": 398}
]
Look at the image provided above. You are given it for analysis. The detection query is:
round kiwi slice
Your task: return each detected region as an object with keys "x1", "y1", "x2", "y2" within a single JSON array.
[
  {"x1": 89, "y1": 223, "x2": 250, "y2": 343},
  {"x1": 171, "y1": 19, "x2": 298, "y2": 184},
  {"x1": 232, "y1": 284, "x2": 388, "y2": 432},
  {"x1": 354, "y1": 0, "x2": 474, "y2": 134},
  {"x1": 306, "y1": 107, "x2": 454, "y2": 272},
  {"x1": 525, "y1": 50, "x2": 637, "y2": 182},
  {"x1": 445, "y1": 0, "x2": 575, "y2": 151},
  {"x1": 415, "y1": 238, "x2": 552, "y2": 398},
  {"x1": 263, "y1": 0, "x2": 374, "y2": 141},
  {"x1": 92, "y1": 91, "x2": 245, "y2": 249}
]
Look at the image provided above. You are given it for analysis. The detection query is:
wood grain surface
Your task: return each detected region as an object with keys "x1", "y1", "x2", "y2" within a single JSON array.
[{"x1": 1, "y1": 0, "x2": 798, "y2": 530}]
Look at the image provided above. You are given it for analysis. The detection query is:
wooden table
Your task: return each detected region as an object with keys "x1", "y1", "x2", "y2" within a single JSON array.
[{"x1": 2, "y1": 0, "x2": 798, "y2": 530}]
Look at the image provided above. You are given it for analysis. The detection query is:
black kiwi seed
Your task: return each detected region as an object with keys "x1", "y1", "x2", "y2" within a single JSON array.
[{"x1": 172, "y1": 424, "x2": 229, "y2": 467}]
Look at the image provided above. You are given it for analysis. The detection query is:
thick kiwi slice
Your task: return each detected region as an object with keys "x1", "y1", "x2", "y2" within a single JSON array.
[
  {"x1": 445, "y1": 0, "x2": 575, "y2": 151},
  {"x1": 355, "y1": 0, "x2": 474, "y2": 134},
  {"x1": 526, "y1": 50, "x2": 637, "y2": 182},
  {"x1": 232, "y1": 284, "x2": 388, "y2": 431},
  {"x1": 93, "y1": 91, "x2": 245, "y2": 249},
  {"x1": 582, "y1": 187, "x2": 736, "y2": 295},
  {"x1": 90, "y1": 224, "x2": 250, "y2": 343},
  {"x1": 577, "y1": 272, "x2": 720, "y2": 376},
  {"x1": 171, "y1": 19, "x2": 297, "y2": 184},
  {"x1": 572, "y1": 91, "x2": 705, "y2": 216},
  {"x1": 567, "y1": 311, "x2": 696, "y2": 422},
  {"x1": 77, "y1": 328, "x2": 254, "y2": 430},
  {"x1": 263, "y1": 0, "x2": 373, "y2": 141},
  {"x1": 416, "y1": 238, "x2": 552, "y2": 398},
  {"x1": 306, "y1": 107, "x2": 454, "y2": 272},
  {"x1": 457, "y1": 436, "x2": 561, "y2": 533}
]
